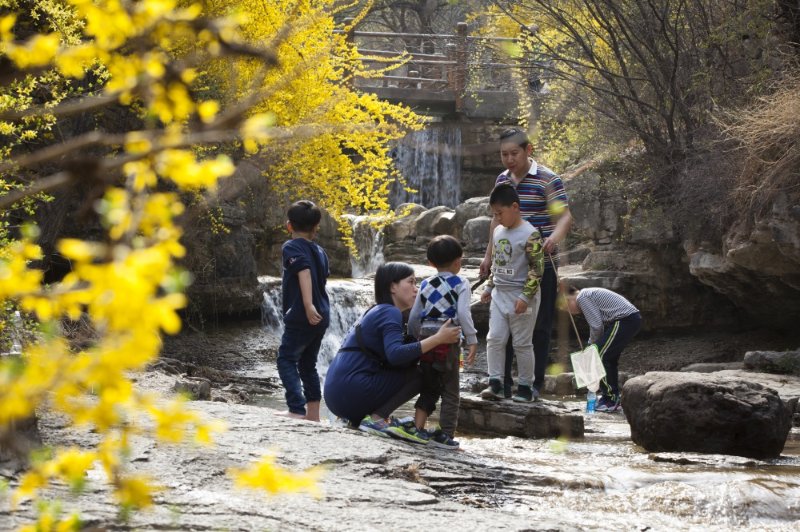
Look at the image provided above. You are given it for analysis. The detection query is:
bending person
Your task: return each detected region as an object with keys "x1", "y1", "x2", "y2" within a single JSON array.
[{"x1": 324, "y1": 262, "x2": 462, "y2": 436}]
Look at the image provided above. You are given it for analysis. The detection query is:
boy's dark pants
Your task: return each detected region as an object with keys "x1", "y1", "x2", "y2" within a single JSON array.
[
  {"x1": 415, "y1": 346, "x2": 460, "y2": 437},
  {"x1": 504, "y1": 266, "x2": 558, "y2": 391},
  {"x1": 277, "y1": 325, "x2": 325, "y2": 415},
  {"x1": 596, "y1": 312, "x2": 642, "y2": 399}
]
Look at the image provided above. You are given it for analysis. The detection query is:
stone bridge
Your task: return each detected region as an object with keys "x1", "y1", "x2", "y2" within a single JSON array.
[{"x1": 341, "y1": 21, "x2": 544, "y2": 119}]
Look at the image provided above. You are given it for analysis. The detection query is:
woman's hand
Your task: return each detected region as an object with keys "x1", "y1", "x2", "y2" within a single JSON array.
[
  {"x1": 434, "y1": 318, "x2": 461, "y2": 345},
  {"x1": 418, "y1": 319, "x2": 461, "y2": 354}
]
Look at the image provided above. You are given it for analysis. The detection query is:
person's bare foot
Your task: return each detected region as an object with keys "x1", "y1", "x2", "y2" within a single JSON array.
[
  {"x1": 276, "y1": 411, "x2": 305, "y2": 419},
  {"x1": 304, "y1": 401, "x2": 321, "y2": 422}
]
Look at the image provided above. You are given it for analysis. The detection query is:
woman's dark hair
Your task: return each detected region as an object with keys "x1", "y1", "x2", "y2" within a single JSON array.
[{"x1": 374, "y1": 262, "x2": 415, "y2": 305}]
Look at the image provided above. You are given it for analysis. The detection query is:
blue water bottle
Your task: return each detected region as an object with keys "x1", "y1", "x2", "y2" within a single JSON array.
[{"x1": 586, "y1": 391, "x2": 597, "y2": 413}]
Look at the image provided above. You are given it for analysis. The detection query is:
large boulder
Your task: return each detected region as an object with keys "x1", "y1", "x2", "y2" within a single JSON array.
[
  {"x1": 415, "y1": 206, "x2": 455, "y2": 237},
  {"x1": 462, "y1": 216, "x2": 491, "y2": 252},
  {"x1": 453, "y1": 196, "x2": 490, "y2": 240},
  {"x1": 623, "y1": 372, "x2": 791, "y2": 459}
]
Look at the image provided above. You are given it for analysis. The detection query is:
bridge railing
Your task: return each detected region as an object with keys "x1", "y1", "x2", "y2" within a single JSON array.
[{"x1": 339, "y1": 21, "x2": 530, "y2": 112}]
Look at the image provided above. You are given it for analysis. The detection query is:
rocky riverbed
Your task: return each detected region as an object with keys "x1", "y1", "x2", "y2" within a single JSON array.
[
  {"x1": 3, "y1": 317, "x2": 800, "y2": 531},
  {"x1": 4, "y1": 367, "x2": 800, "y2": 531}
]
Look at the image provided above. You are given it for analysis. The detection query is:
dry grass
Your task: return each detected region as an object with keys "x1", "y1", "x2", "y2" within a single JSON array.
[{"x1": 722, "y1": 71, "x2": 800, "y2": 216}]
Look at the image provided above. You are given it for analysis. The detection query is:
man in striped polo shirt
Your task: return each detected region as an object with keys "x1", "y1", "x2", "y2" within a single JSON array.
[
  {"x1": 565, "y1": 285, "x2": 642, "y2": 412},
  {"x1": 480, "y1": 128, "x2": 573, "y2": 397}
]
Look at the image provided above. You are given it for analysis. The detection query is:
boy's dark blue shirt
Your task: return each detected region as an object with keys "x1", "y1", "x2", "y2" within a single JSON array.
[{"x1": 281, "y1": 237, "x2": 330, "y2": 329}]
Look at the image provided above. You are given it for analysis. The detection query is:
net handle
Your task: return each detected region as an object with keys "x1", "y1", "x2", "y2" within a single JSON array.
[{"x1": 549, "y1": 253, "x2": 583, "y2": 350}]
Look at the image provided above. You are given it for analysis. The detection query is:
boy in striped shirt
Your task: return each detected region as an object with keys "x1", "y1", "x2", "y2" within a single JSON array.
[{"x1": 565, "y1": 286, "x2": 642, "y2": 412}]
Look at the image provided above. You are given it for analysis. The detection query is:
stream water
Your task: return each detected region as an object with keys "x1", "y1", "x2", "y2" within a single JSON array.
[{"x1": 246, "y1": 274, "x2": 800, "y2": 530}]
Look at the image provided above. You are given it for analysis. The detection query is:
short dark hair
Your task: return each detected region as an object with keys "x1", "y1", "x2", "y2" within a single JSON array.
[
  {"x1": 374, "y1": 262, "x2": 415, "y2": 305},
  {"x1": 499, "y1": 127, "x2": 530, "y2": 148},
  {"x1": 489, "y1": 183, "x2": 520, "y2": 207},
  {"x1": 287, "y1": 200, "x2": 322, "y2": 232},
  {"x1": 426, "y1": 235, "x2": 463, "y2": 267}
]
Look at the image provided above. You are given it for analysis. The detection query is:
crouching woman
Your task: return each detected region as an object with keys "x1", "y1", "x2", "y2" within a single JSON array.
[{"x1": 324, "y1": 262, "x2": 461, "y2": 435}]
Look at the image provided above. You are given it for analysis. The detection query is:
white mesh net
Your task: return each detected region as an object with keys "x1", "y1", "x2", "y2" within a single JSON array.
[{"x1": 570, "y1": 345, "x2": 606, "y2": 392}]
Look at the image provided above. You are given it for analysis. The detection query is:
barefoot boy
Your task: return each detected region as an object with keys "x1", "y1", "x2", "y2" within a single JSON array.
[{"x1": 277, "y1": 200, "x2": 330, "y2": 421}]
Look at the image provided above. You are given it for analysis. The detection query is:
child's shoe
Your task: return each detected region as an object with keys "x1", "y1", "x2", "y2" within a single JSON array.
[
  {"x1": 512, "y1": 384, "x2": 537, "y2": 403},
  {"x1": 358, "y1": 415, "x2": 393, "y2": 437},
  {"x1": 430, "y1": 427, "x2": 460, "y2": 450},
  {"x1": 596, "y1": 396, "x2": 622, "y2": 413},
  {"x1": 386, "y1": 421, "x2": 431, "y2": 445},
  {"x1": 480, "y1": 378, "x2": 504, "y2": 400}
]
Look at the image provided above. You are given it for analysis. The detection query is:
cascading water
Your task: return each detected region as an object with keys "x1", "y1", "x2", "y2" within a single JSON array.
[
  {"x1": 343, "y1": 214, "x2": 385, "y2": 279},
  {"x1": 261, "y1": 277, "x2": 373, "y2": 375},
  {"x1": 390, "y1": 124, "x2": 461, "y2": 209}
]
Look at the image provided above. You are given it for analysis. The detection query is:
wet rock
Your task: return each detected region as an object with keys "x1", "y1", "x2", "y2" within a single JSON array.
[
  {"x1": 681, "y1": 362, "x2": 745, "y2": 372},
  {"x1": 173, "y1": 377, "x2": 212, "y2": 400},
  {"x1": 552, "y1": 372, "x2": 578, "y2": 396},
  {"x1": 649, "y1": 453, "x2": 763, "y2": 467},
  {"x1": 468, "y1": 299, "x2": 489, "y2": 334},
  {"x1": 453, "y1": 197, "x2": 489, "y2": 240},
  {"x1": 462, "y1": 216, "x2": 491, "y2": 252},
  {"x1": 457, "y1": 395, "x2": 583, "y2": 439},
  {"x1": 0, "y1": 416, "x2": 40, "y2": 475},
  {"x1": 623, "y1": 372, "x2": 791, "y2": 459},
  {"x1": 743, "y1": 348, "x2": 800, "y2": 375},
  {"x1": 460, "y1": 371, "x2": 485, "y2": 394},
  {"x1": 415, "y1": 206, "x2": 454, "y2": 237},
  {"x1": 706, "y1": 369, "x2": 800, "y2": 427}
]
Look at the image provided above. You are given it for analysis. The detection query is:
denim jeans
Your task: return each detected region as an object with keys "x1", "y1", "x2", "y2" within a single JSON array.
[{"x1": 277, "y1": 325, "x2": 325, "y2": 415}]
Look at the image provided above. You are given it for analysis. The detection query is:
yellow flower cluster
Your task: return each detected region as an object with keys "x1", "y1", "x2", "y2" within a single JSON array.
[
  {"x1": 231, "y1": 454, "x2": 323, "y2": 498},
  {"x1": 206, "y1": 0, "x2": 424, "y2": 247},
  {"x1": 1, "y1": 0, "x2": 329, "y2": 525}
]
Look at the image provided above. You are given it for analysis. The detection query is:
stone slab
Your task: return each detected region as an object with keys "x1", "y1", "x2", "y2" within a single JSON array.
[{"x1": 458, "y1": 395, "x2": 584, "y2": 439}]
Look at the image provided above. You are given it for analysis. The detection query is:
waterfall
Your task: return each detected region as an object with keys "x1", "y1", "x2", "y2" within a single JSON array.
[
  {"x1": 344, "y1": 214, "x2": 385, "y2": 279},
  {"x1": 261, "y1": 277, "x2": 373, "y2": 376},
  {"x1": 390, "y1": 124, "x2": 461, "y2": 209}
]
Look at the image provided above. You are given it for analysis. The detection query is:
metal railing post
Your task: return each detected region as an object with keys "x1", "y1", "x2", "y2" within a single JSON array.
[{"x1": 454, "y1": 22, "x2": 468, "y2": 113}]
